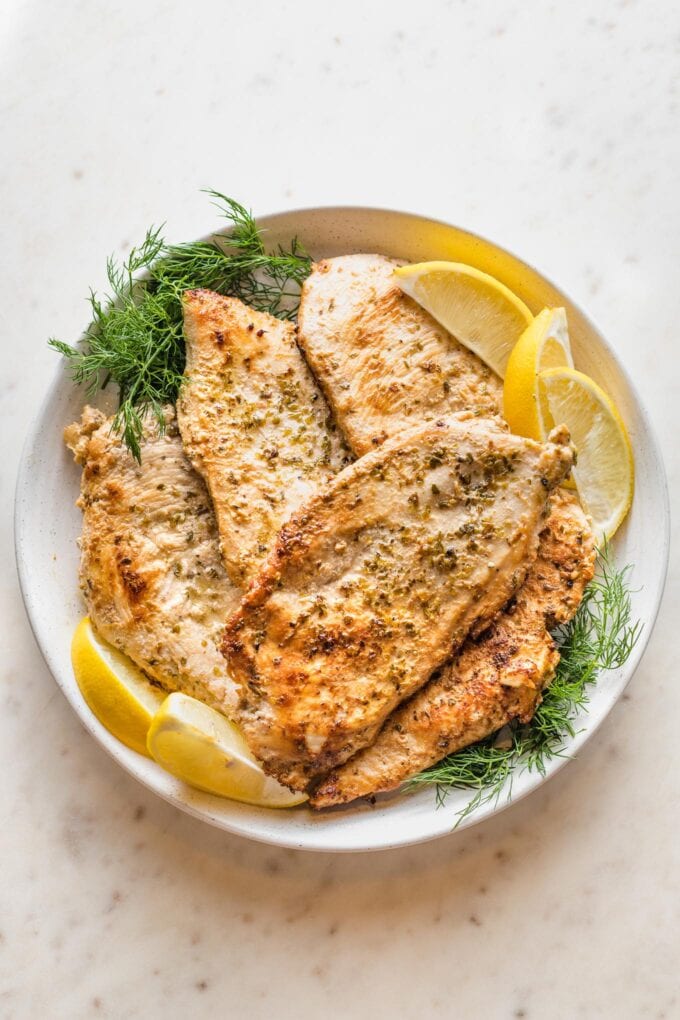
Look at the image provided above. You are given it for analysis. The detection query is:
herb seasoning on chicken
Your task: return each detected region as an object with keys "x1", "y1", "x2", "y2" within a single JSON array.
[
  {"x1": 223, "y1": 415, "x2": 573, "y2": 791},
  {"x1": 177, "y1": 290, "x2": 350, "y2": 586},
  {"x1": 297, "y1": 253, "x2": 502, "y2": 454},
  {"x1": 65, "y1": 406, "x2": 240, "y2": 712},
  {"x1": 311, "y1": 490, "x2": 595, "y2": 807}
]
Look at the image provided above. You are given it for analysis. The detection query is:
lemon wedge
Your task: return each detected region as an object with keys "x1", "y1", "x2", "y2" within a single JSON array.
[
  {"x1": 393, "y1": 261, "x2": 533, "y2": 377},
  {"x1": 147, "y1": 693, "x2": 307, "y2": 808},
  {"x1": 71, "y1": 617, "x2": 165, "y2": 756},
  {"x1": 503, "y1": 307, "x2": 574, "y2": 440},
  {"x1": 540, "y1": 367, "x2": 634, "y2": 540}
]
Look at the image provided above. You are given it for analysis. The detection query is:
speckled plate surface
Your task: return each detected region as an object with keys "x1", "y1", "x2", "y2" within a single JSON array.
[{"x1": 15, "y1": 208, "x2": 670, "y2": 852}]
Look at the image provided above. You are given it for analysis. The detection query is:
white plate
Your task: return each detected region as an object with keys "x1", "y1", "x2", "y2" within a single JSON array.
[{"x1": 15, "y1": 207, "x2": 669, "y2": 853}]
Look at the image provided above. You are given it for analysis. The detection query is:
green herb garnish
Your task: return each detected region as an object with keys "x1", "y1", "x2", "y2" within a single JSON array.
[
  {"x1": 49, "y1": 192, "x2": 311, "y2": 460},
  {"x1": 408, "y1": 544, "x2": 641, "y2": 826}
]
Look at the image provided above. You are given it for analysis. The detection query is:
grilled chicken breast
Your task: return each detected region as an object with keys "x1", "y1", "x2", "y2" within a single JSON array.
[
  {"x1": 311, "y1": 490, "x2": 596, "y2": 807},
  {"x1": 223, "y1": 415, "x2": 573, "y2": 790},
  {"x1": 65, "y1": 406, "x2": 240, "y2": 713},
  {"x1": 177, "y1": 290, "x2": 350, "y2": 586},
  {"x1": 297, "y1": 254, "x2": 502, "y2": 455}
]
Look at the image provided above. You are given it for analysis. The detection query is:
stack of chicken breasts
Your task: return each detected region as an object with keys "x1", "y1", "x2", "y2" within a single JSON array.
[{"x1": 66, "y1": 254, "x2": 595, "y2": 808}]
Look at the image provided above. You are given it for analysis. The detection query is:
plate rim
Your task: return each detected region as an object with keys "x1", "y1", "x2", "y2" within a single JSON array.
[{"x1": 14, "y1": 204, "x2": 671, "y2": 852}]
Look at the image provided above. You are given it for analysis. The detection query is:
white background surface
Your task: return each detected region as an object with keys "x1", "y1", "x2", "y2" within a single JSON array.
[{"x1": 1, "y1": 2, "x2": 678, "y2": 1017}]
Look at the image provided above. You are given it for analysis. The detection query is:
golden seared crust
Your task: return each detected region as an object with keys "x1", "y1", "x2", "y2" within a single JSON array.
[
  {"x1": 223, "y1": 415, "x2": 573, "y2": 791},
  {"x1": 177, "y1": 290, "x2": 350, "y2": 586},
  {"x1": 297, "y1": 254, "x2": 503, "y2": 455},
  {"x1": 65, "y1": 406, "x2": 240, "y2": 713},
  {"x1": 311, "y1": 491, "x2": 595, "y2": 808}
]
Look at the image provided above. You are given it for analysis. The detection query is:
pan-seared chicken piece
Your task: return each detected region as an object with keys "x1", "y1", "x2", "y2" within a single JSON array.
[
  {"x1": 297, "y1": 254, "x2": 502, "y2": 455},
  {"x1": 311, "y1": 490, "x2": 595, "y2": 807},
  {"x1": 177, "y1": 290, "x2": 350, "y2": 586},
  {"x1": 65, "y1": 406, "x2": 240, "y2": 713},
  {"x1": 223, "y1": 415, "x2": 574, "y2": 790}
]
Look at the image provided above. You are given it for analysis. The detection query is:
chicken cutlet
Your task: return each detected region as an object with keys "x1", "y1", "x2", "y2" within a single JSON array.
[
  {"x1": 296, "y1": 253, "x2": 502, "y2": 455},
  {"x1": 177, "y1": 290, "x2": 350, "y2": 586},
  {"x1": 65, "y1": 406, "x2": 240, "y2": 713},
  {"x1": 311, "y1": 490, "x2": 596, "y2": 807},
  {"x1": 223, "y1": 415, "x2": 573, "y2": 790}
]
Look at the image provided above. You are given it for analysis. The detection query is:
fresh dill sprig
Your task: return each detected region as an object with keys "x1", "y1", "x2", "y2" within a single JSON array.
[
  {"x1": 49, "y1": 192, "x2": 311, "y2": 459},
  {"x1": 408, "y1": 544, "x2": 641, "y2": 827}
]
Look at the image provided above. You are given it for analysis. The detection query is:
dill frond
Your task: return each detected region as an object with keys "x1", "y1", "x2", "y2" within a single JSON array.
[
  {"x1": 49, "y1": 192, "x2": 311, "y2": 459},
  {"x1": 408, "y1": 544, "x2": 641, "y2": 827}
]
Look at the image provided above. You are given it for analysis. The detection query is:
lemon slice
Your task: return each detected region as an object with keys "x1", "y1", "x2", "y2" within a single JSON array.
[
  {"x1": 393, "y1": 261, "x2": 533, "y2": 377},
  {"x1": 147, "y1": 693, "x2": 307, "y2": 808},
  {"x1": 540, "y1": 367, "x2": 634, "y2": 539},
  {"x1": 71, "y1": 617, "x2": 165, "y2": 756},
  {"x1": 503, "y1": 307, "x2": 573, "y2": 440}
]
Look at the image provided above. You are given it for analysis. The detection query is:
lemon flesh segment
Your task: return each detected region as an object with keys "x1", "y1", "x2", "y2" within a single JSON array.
[
  {"x1": 147, "y1": 693, "x2": 307, "y2": 808},
  {"x1": 394, "y1": 261, "x2": 534, "y2": 378},
  {"x1": 540, "y1": 367, "x2": 634, "y2": 540},
  {"x1": 71, "y1": 617, "x2": 165, "y2": 756},
  {"x1": 503, "y1": 307, "x2": 573, "y2": 441}
]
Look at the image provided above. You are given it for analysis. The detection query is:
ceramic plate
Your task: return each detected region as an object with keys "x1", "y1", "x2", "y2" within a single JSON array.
[{"x1": 15, "y1": 207, "x2": 669, "y2": 852}]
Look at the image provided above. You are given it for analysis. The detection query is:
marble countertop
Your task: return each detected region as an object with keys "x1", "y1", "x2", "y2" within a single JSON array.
[{"x1": 1, "y1": 1, "x2": 678, "y2": 1017}]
